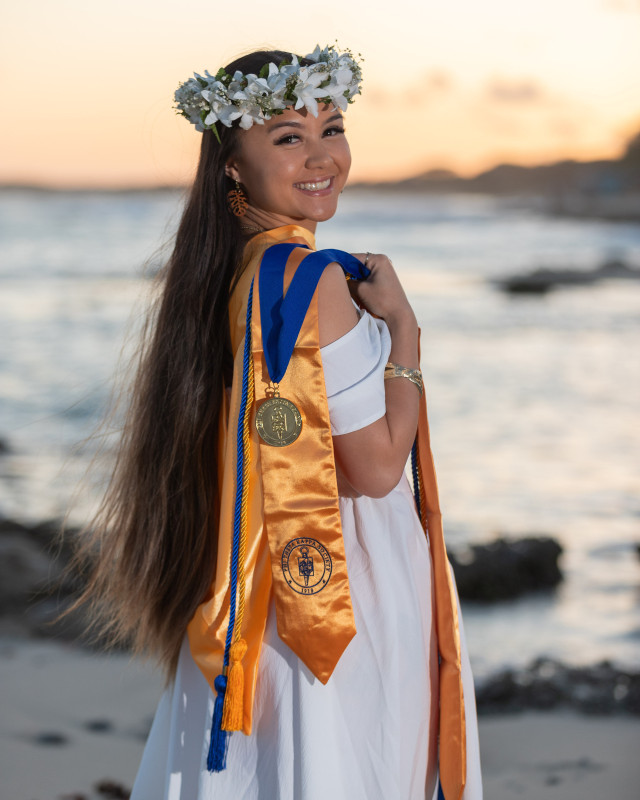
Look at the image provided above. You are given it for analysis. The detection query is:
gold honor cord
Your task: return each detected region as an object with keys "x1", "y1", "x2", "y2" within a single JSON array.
[{"x1": 221, "y1": 344, "x2": 254, "y2": 732}]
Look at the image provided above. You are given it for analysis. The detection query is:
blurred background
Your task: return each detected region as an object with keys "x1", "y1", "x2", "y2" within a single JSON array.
[{"x1": 1, "y1": 1, "x2": 639, "y2": 798}]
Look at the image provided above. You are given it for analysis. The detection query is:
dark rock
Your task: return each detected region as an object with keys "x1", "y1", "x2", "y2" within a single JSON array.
[
  {"x1": 32, "y1": 731, "x2": 69, "y2": 746},
  {"x1": 0, "y1": 436, "x2": 11, "y2": 454},
  {"x1": 30, "y1": 518, "x2": 68, "y2": 544},
  {"x1": 0, "y1": 518, "x2": 30, "y2": 535},
  {"x1": 448, "y1": 536, "x2": 563, "y2": 602},
  {"x1": 497, "y1": 274, "x2": 556, "y2": 294},
  {"x1": 0, "y1": 534, "x2": 61, "y2": 611},
  {"x1": 472, "y1": 669, "x2": 521, "y2": 714},
  {"x1": 83, "y1": 718, "x2": 114, "y2": 734},
  {"x1": 0, "y1": 517, "x2": 76, "y2": 570},
  {"x1": 494, "y1": 258, "x2": 640, "y2": 294},
  {"x1": 0, "y1": 516, "x2": 95, "y2": 648},
  {"x1": 24, "y1": 595, "x2": 92, "y2": 644},
  {"x1": 0, "y1": 517, "x2": 84, "y2": 621},
  {"x1": 94, "y1": 780, "x2": 130, "y2": 799},
  {"x1": 476, "y1": 658, "x2": 640, "y2": 716}
]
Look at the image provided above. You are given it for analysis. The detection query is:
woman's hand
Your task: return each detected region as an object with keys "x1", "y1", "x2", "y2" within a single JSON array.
[
  {"x1": 350, "y1": 252, "x2": 417, "y2": 329},
  {"x1": 317, "y1": 250, "x2": 421, "y2": 498},
  {"x1": 323, "y1": 252, "x2": 422, "y2": 498}
]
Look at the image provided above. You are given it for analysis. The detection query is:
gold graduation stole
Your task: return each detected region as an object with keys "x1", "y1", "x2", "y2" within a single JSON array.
[{"x1": 251, "y1": 243, "x2": 371, "y2": 682}]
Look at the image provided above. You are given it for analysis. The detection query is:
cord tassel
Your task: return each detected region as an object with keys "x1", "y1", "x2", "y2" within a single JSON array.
[
  {"x1": 222, "y1": 638, "x2": 247, "y2": 731},
  {"x1": 207, "y1": 674, "x2": 229, "y2": 772}
]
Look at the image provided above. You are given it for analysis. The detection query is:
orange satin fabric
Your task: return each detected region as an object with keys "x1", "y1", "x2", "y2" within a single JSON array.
[
  {"x1": 416, "y1": 379, "x2": 467, "y2": 800},
  {"x1": 250, "y1": 247, "x2": 357, "y2": 684},
  {"x1": 187, "y1": 225, "x2": 356, "y2": 734}
]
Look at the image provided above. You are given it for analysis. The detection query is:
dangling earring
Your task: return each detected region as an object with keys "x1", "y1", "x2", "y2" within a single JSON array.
[{"x1": 227, "y1": 180, "x2": 248, "y2": 217}]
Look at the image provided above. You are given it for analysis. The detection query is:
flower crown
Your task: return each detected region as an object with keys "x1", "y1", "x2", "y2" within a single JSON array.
[{"x1": 174, "y1": 44, "x2": 363, "y2": 141}]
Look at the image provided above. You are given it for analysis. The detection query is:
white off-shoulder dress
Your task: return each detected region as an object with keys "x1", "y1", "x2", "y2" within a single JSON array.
[{"x1": 131, "y1": 310, "x2": 483, "y2": 800}]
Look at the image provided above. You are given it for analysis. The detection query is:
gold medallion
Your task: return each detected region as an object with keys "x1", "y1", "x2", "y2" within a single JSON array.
[{"x1": 255, "y1": 396, "x2": 302, "y2": 447}]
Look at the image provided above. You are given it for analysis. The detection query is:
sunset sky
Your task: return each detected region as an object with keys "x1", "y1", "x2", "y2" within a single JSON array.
[{"x1": 3, "y1": 0, "x2": 640, "y2": 186}]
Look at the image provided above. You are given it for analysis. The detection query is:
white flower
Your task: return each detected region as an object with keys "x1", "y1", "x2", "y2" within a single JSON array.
[
  {"x1": 320, "y1": 67, "x2": 353, "y2": 110},
  {"x1": 292, "y1": 68, "x2": 330, "y2": 116},
  {"x1": 228, "y1": 70, "x2": 245, "y2": 87},
  {"x1": 174, "y1": 45, "x2": 363, "y2": 132},
  {"x1": 264, "y1": 62, "x2": 289, "y2": 107},
  {"x1": 236, "y1": 100, "x2": 266, "y2": 129},
  {"x1": 244, "y1": 74, "x2": 271, "y2": 100},
  {"x1": 305, "y1": 44, "x2": 325, "y2": 63},
  {"x1": 213, "y1": 105, "x2": 243, "y2": 128},
  {"x1": 281, "y1": 55, "x2": 301, "y2": 77}
]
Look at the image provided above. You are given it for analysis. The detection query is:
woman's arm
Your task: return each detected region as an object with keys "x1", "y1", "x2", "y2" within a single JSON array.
[{"x1": 317, "y1": 255, "x2": 420, "y2": 498}]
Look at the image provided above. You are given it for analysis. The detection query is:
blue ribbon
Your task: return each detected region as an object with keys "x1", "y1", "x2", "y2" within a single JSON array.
[{"x1": 259, "y1": 244, "x2": 370, "y2": 384}]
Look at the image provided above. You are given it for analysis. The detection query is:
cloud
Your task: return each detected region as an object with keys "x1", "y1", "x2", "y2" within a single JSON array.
[
  {"x1": 425, "y1": 70, "x2": 453, "y2": 92},
  {"x1": 547, "y1": 117, "x2": 581, "y2": 139},
  {"x1": 365, "y1": 86, "x2": 392, "y2": 106},
  {"x1": 604, "y1": 0, "x2": 640, "y2": 11},
  {"x1": 486, "y1": 79, "x2": 545, "y2": 104},
  {"x1": 363, "y1": 69, "x2": 454, "y2": 109}
]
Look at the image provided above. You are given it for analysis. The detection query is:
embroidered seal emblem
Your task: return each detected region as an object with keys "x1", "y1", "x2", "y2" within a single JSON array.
[
  {"x1": 281, "y1": 537, "x2": 332, "y2": 595},
  {"x1": 255, "y1": 397, "x2": 302, "y2": 447}
]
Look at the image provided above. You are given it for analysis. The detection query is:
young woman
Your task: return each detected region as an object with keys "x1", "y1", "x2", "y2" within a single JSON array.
[{"x1": 78, "y1": 46, "x2": 482, "y2": 799}]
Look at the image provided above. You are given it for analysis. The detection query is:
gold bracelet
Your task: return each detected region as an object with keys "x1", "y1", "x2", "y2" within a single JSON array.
[{"x1": 384, "y1": 361, "x2": 423, "y2": 395}]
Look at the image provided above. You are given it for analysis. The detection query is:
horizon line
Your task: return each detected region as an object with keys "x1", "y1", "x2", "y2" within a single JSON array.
[{"x1": 0, "y1": 152, "x2": 628, "y2": 194}]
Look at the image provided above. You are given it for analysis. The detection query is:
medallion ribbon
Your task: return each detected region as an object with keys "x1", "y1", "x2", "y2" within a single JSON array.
[{"x1": 259, "y1": 243, "x2": 370, "y2": 384}]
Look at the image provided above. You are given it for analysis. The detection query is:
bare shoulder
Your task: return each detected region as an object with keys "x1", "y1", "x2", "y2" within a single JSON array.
[{"x1": 317, "y1": 261, "x2": 360, "y2": 348}]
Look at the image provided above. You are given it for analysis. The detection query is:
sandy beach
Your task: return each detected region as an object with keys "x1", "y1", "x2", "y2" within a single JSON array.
[{"x1": 1, "y1": 638, "x2": 638, "y2": 800}]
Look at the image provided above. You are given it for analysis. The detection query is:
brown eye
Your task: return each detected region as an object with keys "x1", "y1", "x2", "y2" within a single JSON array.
[{"x1": 275, "y1": 134, "x2": 300, "y2": 145}]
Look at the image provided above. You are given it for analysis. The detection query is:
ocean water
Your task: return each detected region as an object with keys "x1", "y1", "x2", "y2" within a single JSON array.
[{"x1": 1, "y1": 187, "x2": 639, "y2": 678}]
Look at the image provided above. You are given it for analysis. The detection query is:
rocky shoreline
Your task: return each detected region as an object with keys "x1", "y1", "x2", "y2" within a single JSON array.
[
  {"x1": 448, "y1": 536, "x2": 563, "y2": 601},
  {"x1": 477, "y1": 657, "x2": 640, "y2": 717},
  {"x1": 0, "y1": 517, "x2": 89, "y2": 643},
  {"x1": 494, "y1": 256, "x2": 640, "y2": 294},
  {"x1": 2, "y1": 515, "x2": 638, "y2": 719},
  {"x1": 0, "y1": 517, "x2": 565, "y2": 639}
]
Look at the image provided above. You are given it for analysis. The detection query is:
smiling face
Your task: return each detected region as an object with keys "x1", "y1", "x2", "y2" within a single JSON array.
[{"x1": 224, "y1": 105, "x2": 351, "y2": 232}]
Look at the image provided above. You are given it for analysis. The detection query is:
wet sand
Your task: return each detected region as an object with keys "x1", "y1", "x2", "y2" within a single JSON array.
[{"x1": 1, "y1": 639, "x2": 638, "y2": 799}]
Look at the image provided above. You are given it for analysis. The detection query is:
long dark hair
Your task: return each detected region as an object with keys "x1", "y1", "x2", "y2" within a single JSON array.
[{"x1": 72, "y1": 50, "x2": 300, "y2": 678}]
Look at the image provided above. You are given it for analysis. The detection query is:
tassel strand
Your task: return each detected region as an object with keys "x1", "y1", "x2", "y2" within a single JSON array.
[
  {"x1": 222, "y1": 638, "x2": 248, "y2": 731},
  {"x1": 207, "y1": 675, "x2": 229, "y2": 772}
]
